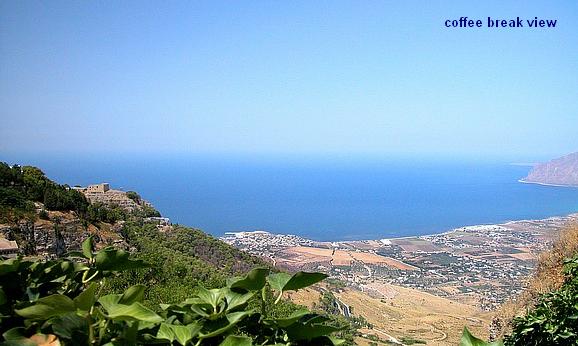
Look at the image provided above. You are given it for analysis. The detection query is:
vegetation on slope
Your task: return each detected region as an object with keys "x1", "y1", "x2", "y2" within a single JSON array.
[
  {"x1": 106, "y1": 223, "x2": 269, "y2": 305},
  {"x1": 463, "y1": 223, "x2": 578, "y2": 346},
  {"x1": 0, "y1": 238, "x2": 344, "y2": 345},
  {"x1": 0, "y1": 163, "x2": 88, "y2": 223}
]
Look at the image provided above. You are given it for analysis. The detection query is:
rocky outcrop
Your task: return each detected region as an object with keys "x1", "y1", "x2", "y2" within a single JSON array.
[
  {"x1": 0, "y1": 212, "x2": 128, "y2": 258},
  {"x1": 521, "y1": 152, "x2": 578, "y2": 187}
]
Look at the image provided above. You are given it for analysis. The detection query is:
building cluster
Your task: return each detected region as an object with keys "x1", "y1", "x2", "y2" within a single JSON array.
[
  {"x1": 74, "y1": 183, "x2": 150, "y2": 212},
  {"x1": 223, "y1": 215, "x2": 573, "y2": 311}
]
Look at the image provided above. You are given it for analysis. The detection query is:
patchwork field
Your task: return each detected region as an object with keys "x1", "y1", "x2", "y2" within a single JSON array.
[{"x1": 280, "y1": 246, "x2": 416, "y2": 270}]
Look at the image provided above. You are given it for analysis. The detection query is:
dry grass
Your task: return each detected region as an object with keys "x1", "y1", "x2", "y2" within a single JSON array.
[
  {"x1": 337, "y1": 285, "x2": 490, "y2": 346},
  {"x1": 493, "y1": 222, "x2": 578, "y2": 338}
]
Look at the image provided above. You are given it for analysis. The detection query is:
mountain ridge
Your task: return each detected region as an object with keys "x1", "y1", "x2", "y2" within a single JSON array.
[{"x1": 521, "y1": 151, "x2": 578, "y2": 187}]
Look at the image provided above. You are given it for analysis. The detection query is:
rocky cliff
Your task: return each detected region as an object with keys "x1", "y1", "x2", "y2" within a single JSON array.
[{"x1": 521, "y1": 152, "x2": 578, "y2": 187}]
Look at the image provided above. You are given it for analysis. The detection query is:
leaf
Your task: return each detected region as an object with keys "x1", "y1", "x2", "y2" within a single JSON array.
[
  {"x1": 219, "y1": 335, "x2": 253, "y2": 346},
  {"x1": 270, "y1": 309, "x2": 310, "y2": 328},
  {"x1": 156, "y1": 323, "x2": 176, "y2": 342},
  {"x1": 73, "y1": 282, "x2": 98, "y2": 312},
  {"x1": 51, "y1": 312, "x2": 89, "y2": 342},
  {"x1": 199, "y1": 311, "x2": 252, "y2": 339},
  {"x1": 0, "y1": 287, "x2": 6, "y2": 305},
  {"x1": 227, "y1": 268, "x2": 269, "y2": 291},
  {"x1": 0, "y1": 258, "x2": 20, "y2": 276},
  {"x1": 3, "y1": 327, "x2": 29, "y2": 340},
  {"x1": 460, "y1": 327, "x2": 504, "y2": 346},
  {"x1": 196, "y1": 287, "x2": 225, "y2": 311},
  {"x1": 119, "y1": 285, "x2": 146, "y2": 305},
  {"x1": 285, "y1": 323, "x2": 342, "y2": 340},
  {"x1": 82, "y1": 236, "x2": 93, "y2": 259},
  {"x1": 266, "y1": 273, "x2": 292, "y2": 294},
  {"x1": 15, "y1": 294, "x2": 75, "y2": 319},
  {"x1": 156, "y1": 323, "x2": 201, "y2": 345},
  {"x1": 98, "y1": 294, "x2": 122, "y2": 312},
  {"x1": 105, "y1": 302, "x2": 163, "y2": 323},
  {"x1": 267, "y1": 271, "x2": 327, "y2": 303},
  {"x1": 224, "y1": 290, "x2": 254, "y2": 312},
  {"x1": 94, "y1": 247, "x2": 149, "y2": 272},
  {"x1": 283, "y1": 272, "x2": 328, "y2": 291}
]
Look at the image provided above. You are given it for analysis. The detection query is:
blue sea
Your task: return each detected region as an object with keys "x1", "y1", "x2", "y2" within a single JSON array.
[{"x1": 2, "y1": 154, "x2": 578, "y2": 241}]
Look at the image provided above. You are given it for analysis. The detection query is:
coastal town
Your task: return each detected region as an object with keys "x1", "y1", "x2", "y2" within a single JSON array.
[{"x1": 222, "y1": 213, "x2": 577, "y2": 310}]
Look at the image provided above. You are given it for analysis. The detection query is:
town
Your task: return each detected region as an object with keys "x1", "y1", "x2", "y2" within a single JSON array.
[{"x1": 222, "y1": 213, "x2": 577, "y2": 311}]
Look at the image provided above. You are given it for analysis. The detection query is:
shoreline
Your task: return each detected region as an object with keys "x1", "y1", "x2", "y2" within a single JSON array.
[
  {"x1": 223, "y1": 211, "x2": 578, "y2": 244},
  {"x1": 352, "y1": 212, "x2": 577, "y2": 244},
  {"x1": 518, "y1": 179, "x2": 578, "y2": 188}
]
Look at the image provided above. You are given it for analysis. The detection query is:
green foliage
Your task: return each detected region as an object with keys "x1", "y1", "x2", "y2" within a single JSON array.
[
  {"x1": 86, "y1": 202, "x2": 128, "y2": 224},
  {"x1": 503, "y1": 256, "x2": 578, "y2": 346},
  {"x1": 105, "y1": 223, "x2": 270, "y2": 306},
  {"x1": 126, "y1": 191, "x2": 141, "y2": 203},
  {"x1": 0, "y1": 162, "x2": 89, "y2": 217},
  {"x1": 460, "y1": 327, "x2": 503, "y2": 346},
  {"x1": 461, "y1": 256, "x2": 578, "y2": 346},
  {"x1": 0, "y1": 238, "x2": 343, "y2": 345}
]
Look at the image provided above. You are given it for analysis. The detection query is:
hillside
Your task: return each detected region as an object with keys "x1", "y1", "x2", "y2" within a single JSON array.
[
  {"x1": 521, "y1": 152, "x2": 578, "y2": 186},
  {"x1": 0, "y1": 162, "x2": 268, "y2": 297}
]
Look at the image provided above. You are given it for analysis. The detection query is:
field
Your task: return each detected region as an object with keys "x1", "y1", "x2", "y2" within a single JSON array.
[
  {"x1": 336, "y1": 286, "x2": 490, "y2": 345},
  {"x1": 280, "y1": 246, "x2": 416, "y2": 270}
]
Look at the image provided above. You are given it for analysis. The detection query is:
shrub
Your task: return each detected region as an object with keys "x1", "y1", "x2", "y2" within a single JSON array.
[{"x1": 0, "y1": 237, "x2": 344, "y2": 345}]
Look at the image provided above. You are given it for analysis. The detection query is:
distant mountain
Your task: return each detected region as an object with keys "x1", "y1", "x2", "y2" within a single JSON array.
[{"x1": 521, "y1": 152, "x2": 578, "y2": 187}]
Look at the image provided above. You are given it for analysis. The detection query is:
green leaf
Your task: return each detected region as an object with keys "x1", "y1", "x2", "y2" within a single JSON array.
[
  {"x1": 94, "y1": 247, "x2": 149, "y2": 272},
  {"x1": 82, "y1": 236, "x2": 93, "y2": 259},
  {"x1": 0, "y1": 258, "x2": 20, "y2": 275},
  {"x1": 266, "y1": 272, "x2": 292, "y2": 294},
  {"x1": 227, "y1": 268, "x2": 269, "y2": 291},
  {"x1": 51, "y1": 312, "x2": 89, "y2": 342},
  {"x1": 283, "y1": 272, "x2": 328, "y2": 291},
  {"x1": 105, "y1": 302, "x2": 163, "y2": 323},
  {"x1": 219, "y1": 335, "x2": 253, "y2": 346},
  {"x1": 270, "y1": 309, "x2": 310, "y2": 327},
  {"x1": 224, "y1": 290, "x2": 254, "y2": 312},
  {"x1": 98, "y1": 294, "x2": 122, "y2": 312},
  {"x1": 74, "y1": 282, "x2": 98, "y2": 312},
  {"x1": 267, "y1": 271, "x2": 327, "y2": 303},
  {"x1": 156, "y1": 323, "x2": 176, "y2": 342},
  {"x1": 285, "y1": 323, "x2": 342, "y2": 340},
  {"x1": 15, "y1": 294, "x2": 75, "y2": 319},
  {"x1": 460, "y1": 327, "x2": 503, "y2": 346},
  {"x1": 156, "y1": 323, "x2": 201, "y2": 345},
  {"x1": 0, "y1": 287, "x2": 6, "y2": 305},
  {"x1": 119, "y1": 285, "x2": 146, "y2": 305},
  {"x1": 199, "y1": 311, "x2": 252, "y2": 339},
  {"x1": 196, "y1": 287, "x2": 225, "y2": 311},
  {"x1": 2, "y1": 328, "x2": 28, "y2": 340}
]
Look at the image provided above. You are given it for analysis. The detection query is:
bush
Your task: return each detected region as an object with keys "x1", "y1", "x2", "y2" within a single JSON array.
[
  {"x1": 503, "y1": 256, "x2": 578, "y2": 345},
  {"x1": 0, "y1": 238, "x2": 343, "y2": 345},
  {"x1": 461, "y1": 255, "x2": 578, "y2": 346}
]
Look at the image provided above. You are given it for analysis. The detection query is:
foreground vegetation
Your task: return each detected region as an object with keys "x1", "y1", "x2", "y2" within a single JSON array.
[
  {"x1": 0, "y1": 237, "x2": 345, "y2": 345},
  {"x1": 2, "y1": 162, "x2": 577, "y2": 345}
]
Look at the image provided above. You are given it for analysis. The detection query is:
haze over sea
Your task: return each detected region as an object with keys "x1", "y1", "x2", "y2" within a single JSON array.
[{"x1": 2, "y1": 154, "x2": 578, "y2": 241}]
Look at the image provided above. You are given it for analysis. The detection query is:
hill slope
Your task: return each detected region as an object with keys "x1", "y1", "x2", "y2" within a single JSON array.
[
  {"x1": 521, "y1": 152, "x2": 578, "y2": 186},
  {"x1": 0, "y1": 162, "x2": 268, "y2": 303}
]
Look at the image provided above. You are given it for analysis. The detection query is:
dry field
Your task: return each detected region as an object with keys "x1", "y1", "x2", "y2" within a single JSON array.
[
  {"x1": 336, "y1": 285, "x2": 490, "y2": 346},
  {"x1": 281, "y1": 246, "x2": 416, "y2": 270}
]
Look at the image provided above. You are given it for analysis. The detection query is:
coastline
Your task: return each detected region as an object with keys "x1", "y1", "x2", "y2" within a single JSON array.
[
  {"x1": 223, "y1": 211, "x2": 578, "y2": 245},
  {"x1": 518, "y1": 179, "x2": 578, "y2": 188}
]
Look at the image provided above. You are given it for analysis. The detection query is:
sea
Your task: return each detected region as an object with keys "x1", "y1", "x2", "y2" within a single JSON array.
[{"x1": 2, "y1": 154, "x2": 578, "y2": 241}]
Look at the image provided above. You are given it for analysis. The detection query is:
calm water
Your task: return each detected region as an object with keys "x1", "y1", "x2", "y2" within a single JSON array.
[{"x1": 2, "y1": 154, "x2": 578, "y2": 241}]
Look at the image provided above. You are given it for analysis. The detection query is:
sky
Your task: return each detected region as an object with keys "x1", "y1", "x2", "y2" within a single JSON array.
[{"x1": 1, "y1": 1, "x2": 577, "y2": 160}]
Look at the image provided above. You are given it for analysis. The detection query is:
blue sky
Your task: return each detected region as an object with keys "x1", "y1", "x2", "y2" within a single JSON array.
[{"x1": 1, "y1": 1, "x2": 577, "y2": 160}]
